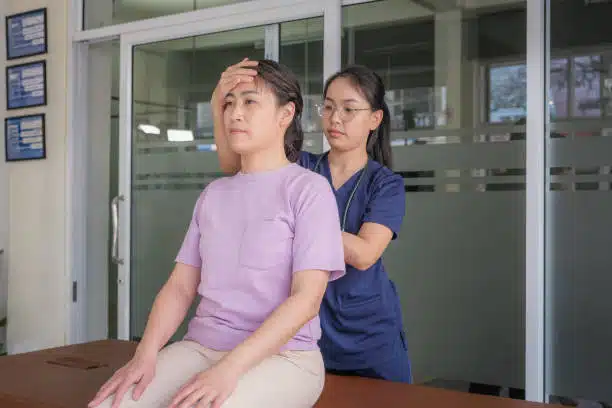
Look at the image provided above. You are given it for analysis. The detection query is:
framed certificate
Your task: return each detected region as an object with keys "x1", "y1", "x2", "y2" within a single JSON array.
[
  {"x1": 5, "y1": 8, "x2": 48, "y2": 60},
  {"x1": 6, "y1": 60, "x2": 47, "y2": 110},
  {"x1": 4, "y1": 114, "x2": 46, "y2": 162}
]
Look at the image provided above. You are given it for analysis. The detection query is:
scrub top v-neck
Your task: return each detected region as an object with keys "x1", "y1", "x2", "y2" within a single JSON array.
[{"x1": 298, "y1": 151, "x2": 408, "y2": 371}]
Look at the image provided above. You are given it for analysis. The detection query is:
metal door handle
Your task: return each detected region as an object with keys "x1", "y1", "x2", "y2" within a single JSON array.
[{"x1": 111, "y1": 195, "x2": 124, "y2": 265}]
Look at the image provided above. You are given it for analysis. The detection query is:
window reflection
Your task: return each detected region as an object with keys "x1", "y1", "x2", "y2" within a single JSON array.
[
  {"x1": 487, "y1": 53, "x2": 609, "y2": 123},
  {"x1": 573, "y1": 55, "x2": 601, "y2": 117},
  {"x1": 489, "y1": 64, "x2": 526, "y2": 124}
]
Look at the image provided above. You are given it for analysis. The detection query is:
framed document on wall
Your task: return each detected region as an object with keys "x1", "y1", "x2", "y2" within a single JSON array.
[
  {"x1": 5, "y1": 8, "x2": 47, "y2": 60},
  {"x1": 4, "y1": 114, "x2": 46, "y2": 162},
  {"x1": 5, "y1": 60, "x2": 47, "y2": 110}
]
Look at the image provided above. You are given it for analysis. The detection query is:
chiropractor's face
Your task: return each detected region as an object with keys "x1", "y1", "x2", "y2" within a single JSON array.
[
  {"x1": 322, "y1": 77, "x2": 382, "y2": 153},
  {"x1": 223, "y1": 78, "x2": 285, "y2": 156}
]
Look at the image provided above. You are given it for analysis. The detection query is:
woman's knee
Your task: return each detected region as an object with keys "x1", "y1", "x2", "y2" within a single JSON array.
[
  {"x1": 94, "y1": 389, "x2": 138, "y2": 408},
  {"x1": 222, "y1": 350, "x2": 325, "y2": 408}
]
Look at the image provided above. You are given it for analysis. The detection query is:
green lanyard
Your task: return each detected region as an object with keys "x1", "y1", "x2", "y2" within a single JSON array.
[{"x1": 314, "y1": 152, "x2": 368, "y2": 232}]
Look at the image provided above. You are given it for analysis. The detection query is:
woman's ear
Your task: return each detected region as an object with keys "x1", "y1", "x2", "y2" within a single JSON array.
[
  {"x1": 280, "y1": 102, "x2": 296, "y2": 127},
  {"x1": 369, "y1": 109, "x2": 383, "y2": 131}
]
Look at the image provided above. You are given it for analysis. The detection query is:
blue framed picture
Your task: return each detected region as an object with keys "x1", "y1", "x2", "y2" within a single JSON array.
[
  {"x1": 6, "y1": 60, "x2": 47, "y2": 110},
  {"x1": 5, "y1": 8, "x2": 47, "y2": 60},
  {"x1": 4, "y1": 114, "x2": 46, "y2": 162}
]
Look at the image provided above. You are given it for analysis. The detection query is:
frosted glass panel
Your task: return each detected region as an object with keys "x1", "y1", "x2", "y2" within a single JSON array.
[
  {"x1": 130, "y1": 18, "x2": 324, "y2": 342},
  {"x1": 546, "y1": 1, "x2": 612, "y2": 405},
  {"x1": 343, "y1": 0, "x2": 527, "y2": 398},
  {"x1": 130, "y1": 26, "x2": 265, "y2": 342}
]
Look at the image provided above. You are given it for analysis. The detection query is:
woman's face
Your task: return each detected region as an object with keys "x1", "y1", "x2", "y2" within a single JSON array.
[
  {"x1": 321, "y1": 77, "x2": 382, "y2": 153},
  {"x1": 223, "y1": 77, "x2": 293, "y2": 156}
]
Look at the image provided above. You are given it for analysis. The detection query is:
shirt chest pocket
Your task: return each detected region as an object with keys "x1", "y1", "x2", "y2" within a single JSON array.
[{"x1": 239, "y1": 218, "x2": 294, "y2": 270}]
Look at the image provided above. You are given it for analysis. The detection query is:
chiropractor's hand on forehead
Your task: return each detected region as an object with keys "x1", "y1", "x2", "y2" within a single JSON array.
[{"x1": 211, "y1": 58, "x2": 259, "y2": 116}]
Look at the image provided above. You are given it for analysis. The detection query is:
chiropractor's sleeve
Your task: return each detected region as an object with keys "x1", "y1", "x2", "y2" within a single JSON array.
[
  {"x1": 296, "y1": 150, "x2": 317, "y2": 170},
  {"x1": 292, "y1": 175, "x2": 345, "y2": 281},
  {"x1": 363, "y1": 170, "x2": 406, "y2": 240}
]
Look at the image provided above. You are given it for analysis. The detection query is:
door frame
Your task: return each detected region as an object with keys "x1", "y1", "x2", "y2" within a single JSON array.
[
  {"x1": 115, "y1": 0, "x2": 339, "y2": 341},
  {"x1": 65, "y1": 0, "x2": 548, "y2": 402}
]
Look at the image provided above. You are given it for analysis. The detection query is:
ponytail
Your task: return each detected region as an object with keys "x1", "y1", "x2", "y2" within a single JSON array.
[
  {"x1": 285, "y1": 114, "x2": 304, "y2": 162},
  {"x1": 366, "y1": 100, "x2": 393, "y2": 169},
  {"x1": 255, "y1": 59, "x2": 304, "y2": 163}
]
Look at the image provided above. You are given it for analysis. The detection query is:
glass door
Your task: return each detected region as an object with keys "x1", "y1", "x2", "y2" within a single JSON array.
[{"x1": 113, "y1": 0, "x2": 334, "y2": 341}]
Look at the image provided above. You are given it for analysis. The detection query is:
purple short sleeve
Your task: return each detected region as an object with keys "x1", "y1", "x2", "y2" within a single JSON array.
[
  {"x1": 175, "y1": 192, "x2": 205, "y2": 268},
  {"x1": 292, "y1": 177, "x2": 345, "y2": 280}
]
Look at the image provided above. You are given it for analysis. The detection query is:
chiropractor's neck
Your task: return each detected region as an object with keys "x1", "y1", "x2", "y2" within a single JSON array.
[
  {"x1": 240, "y1": 145, "x2": 289, "y2": 174},
  {"x1": 328, "y1": 148, "x2": 368, "y2": 174}
]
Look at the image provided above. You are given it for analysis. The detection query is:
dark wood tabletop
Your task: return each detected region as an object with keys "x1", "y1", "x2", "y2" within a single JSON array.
[{"x1": 0, "y1": 340, "x2": 560, "y2": 408}]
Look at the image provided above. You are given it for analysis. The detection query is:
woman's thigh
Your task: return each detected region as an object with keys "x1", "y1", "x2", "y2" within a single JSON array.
[
  {"x1": 222, "y1": 350, "x2": 325, "y2": 408},
  {"x1": 96, "y1": 340, "x2": 214, "y2": 408}
]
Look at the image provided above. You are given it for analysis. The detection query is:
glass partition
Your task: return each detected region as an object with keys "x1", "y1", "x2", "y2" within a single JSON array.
[
  {"x1": 342, "y1": 0, "x2": 528, "y2": 398},
  {"x1": 129, "y1": 18, "x2": 323, "y2": 341},
  {"x1": 546, "y1": 0, "x2": 612, "y2": 405}
]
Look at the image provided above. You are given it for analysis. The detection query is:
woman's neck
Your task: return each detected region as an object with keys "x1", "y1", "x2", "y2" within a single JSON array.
[
  {"x1": 240, "y1": 145, "x2": 289, "y2": 174},
  {"x1": 328, "y1": 148, "x2": 368, "y2": 174}
]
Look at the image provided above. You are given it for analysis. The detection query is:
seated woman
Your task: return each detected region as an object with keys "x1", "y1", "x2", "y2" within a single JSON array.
[{"x1": 88, "y1": 60, "x2": 345, "y2": 408}]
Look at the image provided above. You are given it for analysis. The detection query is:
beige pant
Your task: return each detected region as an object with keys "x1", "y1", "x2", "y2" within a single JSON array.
[{"x1": 97, "y1": 340, "x2": 325, "y2": 408}]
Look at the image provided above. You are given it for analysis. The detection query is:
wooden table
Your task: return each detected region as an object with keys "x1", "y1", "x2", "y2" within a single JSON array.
[{"x1": 0, "y1": 340, "x2": 559, "y2": 408}]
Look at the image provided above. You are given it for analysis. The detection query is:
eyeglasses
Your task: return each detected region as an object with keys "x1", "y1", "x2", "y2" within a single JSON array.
[{"x1": 316, "y1": 103, "x2": 371, "y2": 122}]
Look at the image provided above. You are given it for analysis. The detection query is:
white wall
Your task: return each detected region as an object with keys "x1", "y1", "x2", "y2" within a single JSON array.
[
  {"x1": 2, "y1": 0, "x2": 70, "y2": 354},
  {"x1": 0, "y1": 0, "x2": 8, "y2": 352}
]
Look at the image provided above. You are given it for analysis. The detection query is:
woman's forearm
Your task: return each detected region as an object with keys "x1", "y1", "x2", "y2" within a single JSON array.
[
  {"x1": 342, "y1": 231, "x2": 373, "y2": 270},
  {"x1": 213, "y1": 111, "x2": 240, "y2": 174},
  {"x1": 136, "y1": 267, "x2": 199, "y2": 357},
  {"x1": 343, "y1": 224, "x2": 394, "y2": 271},
  {"x1": 216, "y1": 273, "x2": 326, "y2": 376}
]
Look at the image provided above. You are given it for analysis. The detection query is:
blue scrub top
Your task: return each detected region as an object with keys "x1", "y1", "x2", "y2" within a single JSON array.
[{"x1": 298, "y1": 151, "x2": 407, "y2": 371}]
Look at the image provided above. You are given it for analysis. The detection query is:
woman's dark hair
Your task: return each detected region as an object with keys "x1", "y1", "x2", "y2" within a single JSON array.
[
  {"x1": 255, "y1": 59, "x2": 303, "y2": 162},
  {"x1": 323, "y1": 65, "x2": 393, "y2": 168}
]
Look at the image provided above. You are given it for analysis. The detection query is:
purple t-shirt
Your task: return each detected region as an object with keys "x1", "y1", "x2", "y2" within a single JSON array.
[{"x1": 176, "y1": 163, "x2": 346, "y2": 351}]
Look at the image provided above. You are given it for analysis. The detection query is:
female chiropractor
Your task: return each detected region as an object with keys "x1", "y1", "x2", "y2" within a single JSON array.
[
  {"x1": 214, "y1": 59, "x2": 411, "y2": 383},
  {"x1": 88, "y1": 60, "x2": 345, "y2": 408}
]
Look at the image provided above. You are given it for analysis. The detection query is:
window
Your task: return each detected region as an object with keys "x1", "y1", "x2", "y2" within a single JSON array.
[
  {"x1": 83, "y1": 0, "x2": 250, "y2": 30},
  {"x1": 488, "y1": 53, "x2": 608, "y2": 124}
]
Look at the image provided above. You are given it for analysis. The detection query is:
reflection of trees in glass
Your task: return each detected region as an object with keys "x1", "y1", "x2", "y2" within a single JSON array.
[
  {"x1": 489, "y1": 65, "x2": 527, "y2": 123},
  {"x1": 574, "y1": 55, "x2": 600, "y2": 89},
  {"x1": 490, "y1": 65, "x2": 526, "y2": 111},
  {"x1": 573, "y1": 55, "x2": 601, "y2": 117},
  {"x1": 550, "y1": 59, "x2": 569, "y2": 118},
  {"x1": 488, "y1": 54, "x2": 605, "y2": 123}
]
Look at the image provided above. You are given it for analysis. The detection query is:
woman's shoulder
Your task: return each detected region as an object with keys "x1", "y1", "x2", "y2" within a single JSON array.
[
  {"x1": 285, "y1": 165, "x2": 336, "y2": 219},
  {"x1": 287, "y1": 162, "x2": 332, "y2": 194}
]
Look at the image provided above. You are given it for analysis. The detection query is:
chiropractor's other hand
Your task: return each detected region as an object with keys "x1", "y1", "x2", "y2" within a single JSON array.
[
  {"x1": 168, "y1": 363, "x2": 240, "y2": 408},
  {"x1": 211, "y1": 58, "x2": 259, "y2": 117},
  {"x1": 88, "y1": 348, "x2": 157, "y2": 408}
]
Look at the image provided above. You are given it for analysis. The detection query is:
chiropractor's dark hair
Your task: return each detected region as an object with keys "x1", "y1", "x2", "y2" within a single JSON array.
[
  {"x1": 323, "y1": 65, "x2": 393, "y2": 169},
  {"x1": 255, "y1": 59, "x2": 303, "y2": 162}
]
